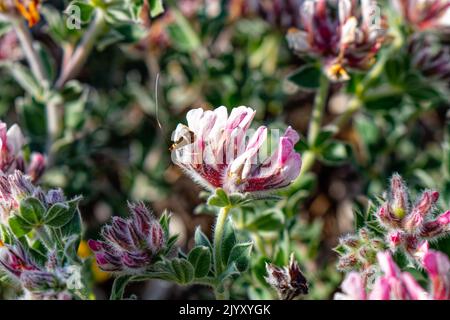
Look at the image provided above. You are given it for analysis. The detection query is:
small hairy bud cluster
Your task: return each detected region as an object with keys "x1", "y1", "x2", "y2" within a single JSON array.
[{"x1": 88, "y1": 202, "x2": 166, "y2": 274}]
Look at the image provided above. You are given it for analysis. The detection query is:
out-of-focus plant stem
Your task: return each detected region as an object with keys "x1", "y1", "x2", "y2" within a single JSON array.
[
  {"x1": 13, "y1": 18, "x2": 47, "y2": 84},
  {"x1": 291, "y1": 74, "x2": 330, "y2": 187},
  {"x1": 308, "y1": 73, "x2": 330, "y2": 146},
  {"x1": 55, "y1": 10, "x2": 106, "y2": 89},
  {"x1": 213, "y1": 205, "x2": 231, "y2": 300}
]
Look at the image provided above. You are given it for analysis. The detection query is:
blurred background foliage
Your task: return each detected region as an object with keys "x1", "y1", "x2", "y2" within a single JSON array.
[{"x1": 0, "y1": 0, "x2": 449, "y2": 299}]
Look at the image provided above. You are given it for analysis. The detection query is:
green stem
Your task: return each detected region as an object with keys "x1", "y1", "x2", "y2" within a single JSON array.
[
  {"x1": 307, "y1": 73, "x2": 330, "y2": 146},
  {"x1": 213, "y1": 206, "x2": 231, "y2": 300},
  {"x1": 13, "y1": 18, "x2": 48, "y2": 84},
  {"x1": 55, "y1": 10, "x2": 106, "y2": 89}
]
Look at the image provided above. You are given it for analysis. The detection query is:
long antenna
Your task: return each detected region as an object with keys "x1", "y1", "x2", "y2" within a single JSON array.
[{"x1": 155, "y1": 72, "x2": 162, "y2": 130}]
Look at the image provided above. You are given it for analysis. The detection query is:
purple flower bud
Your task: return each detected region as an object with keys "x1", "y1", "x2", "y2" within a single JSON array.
[
  {"x1": 402, "y1": 190, "x2": 438, "y2": 234},
  {"x1": 26, "y1": 153, "x2": 46, "y2": 183},
  {"x1": 20, "y1": 270, "x2": 61, "y2": 292},
  {"x1": 265, "y1": 253, "x2": 308, "y2": 300},
  {"x1": 45, "y1": 188, "x2": 66, "y2": 206},
  {"x1": 0, "y1": 122, "x2": 25, "y2": 173},
  {"x1": 88, "y1": 203, "x2": 166, "y2": 274},
  {"x1": 420, "y1": 210, "x2": 450, "y2": 239},
  {"x1": 387, "y1": 231, "x2": 403, "y2": 250},
  {"x1": 390, "y1": 174, "x2": 408, "y2": 219},
  {"x1": 376, "y1": 203, "x2": 402, "y2": 228},
  {"x1": 171, "y1": 107, "x2": 302, "y2": 195},
  {"x1": 0, "y1": 240, "x2": 39, "y2": 278},
  {"x1": 393, "y1": 0, "x2": 450, "y2": 31}
]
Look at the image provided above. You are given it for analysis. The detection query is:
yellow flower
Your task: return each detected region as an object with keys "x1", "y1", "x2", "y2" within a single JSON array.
[{"x1": 77, "y1": 240, "x2": 110, "y2": 283}]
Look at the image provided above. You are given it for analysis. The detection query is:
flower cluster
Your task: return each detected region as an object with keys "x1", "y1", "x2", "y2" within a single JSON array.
[
  {"x1": 337, "y1": 174, "x2": 449, "y2": 271},
  {"x1": 335, "y1": 250, "x2": 449, "y2": 300},
  {"x1": 0, "y1": 121, "x2": 45, "y2": 182},
  {"x1": 0, "y1": 170, "x2": 63, "y2": 224},
  {"x1": 229, "y1": 0, "x2": 303, "y2": 29},
  {"x1": 265, "y1": 253, "x2": 309, "y2": 300},
  {"x1": 287, "y1": 0, "x2": 386, "y2": 81},
  {"x1": 376, "y1": 174, "x2": 449, "y2": 262},
  {"x1": 393, "y1": 0, "x2": 450, "y2": 31},
  {"x1": 0, "y1": 238, "x2": 74, "y2": 300},
  {"x1": 0, "y1": 0, "x2": 41, "y2": 27},
  {"x1": 171, "y1": 106, "x2": 302, "y2": 196},
  {"x1": 335, "y1": 227, "x2": 385, "y2": 273},
  {"x1": 409, "y1": 34, "x2": 450, "y2": 83},
  {"x1": 88, "y1": 202, "x2": 166, "y2": 273}
]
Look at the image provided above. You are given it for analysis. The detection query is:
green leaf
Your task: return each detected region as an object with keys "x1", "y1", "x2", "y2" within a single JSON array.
[
  {"x1": 149, "y1": 0, "x2": 164, "y2": 17},
  {"x1": 170, "y1": 258, "x2": 194, "y2": 284},
  {"x1": 194, "y1": 227, "x2": 212, "y2": 250},
  {"x1": 6, "y1": 63, "x2": 44, "y2": 99},
  {"x1": 364, "y1": 93, "x2": 403, "y2": 110},
  {"x1": 227, "y1": 242, "x2": 252, "y2": 272},
  {"x1": 221, "y1": 218, "x2": 236, "y2": 265},
  {"x1": 110, "y1": 275, "x2": 133, "y2": 300},
  {"x1": 207, "y1": 188, "x2": 230, "y2": 207},
  {"x1": 218, "y1": 262, "x2": 239, "y2": 282},
  {"x1": 287, "y1": 64, "x2": 321, "y2": 90},
  {"x1": 245, "y1": 209, "x2": 284, "y2": 232},
  {"x1": 385, "y1": 56, "x2": 405, "y2": 85},
  {"x1": 313, "y1": 126, "x2": 338, "y2": 148},
  {"x1": 44, "y1": 203, "x2": 76, "y2": 228},
  {"x1": 319, "y1": 140, "x2": 351, "y2": 165},
  {"x1": 8, "y1": 215, "x2": 32, "y2": 238},
  {"x1": 60, "y1": 207, "x2": 82, "y2": 238},
  {"x1": 166, "y1": 10, "x2": 200, "y2": 53},
  {"x1": 64, "y1": 235, "x2": 81, "y2": 264},
  {"x1": 19, "y1": 197, "x2": 46, "y2": 226},
  {"x1": 188, "y1": 246, "x2": 211, "y2": 278}
]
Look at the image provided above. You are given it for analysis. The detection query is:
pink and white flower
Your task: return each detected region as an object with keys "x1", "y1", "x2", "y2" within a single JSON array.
[
  {"x1": 171, "y1": 106, "x2": 302, "y2": 195},
  {"x1": 393, "y1": 0, "x2": 450, "y2": 31},
  {"x1": 287, "y1": 0, "x2": 386, "y2": 81}
]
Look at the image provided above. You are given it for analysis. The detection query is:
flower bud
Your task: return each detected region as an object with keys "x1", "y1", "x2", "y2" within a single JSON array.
[
  {"x1": 0, "y1": 240, "x2": 38, "y2": 277},
  {"x1": 26, "y1": 153, "x2": 46, "y2": 183},
  {"x1": 337, "y1": 253, "x2": 360, "y2": 271},
  {"x1": 265, "y1": 253, "x2": 308, "y2": 300},
  {"x1": 390, "y1": 174, "x2": 408, "y2": 219},
  {"x1": 20, "y1": 270, "x2": 61, "y2": 292},
  {"x1": 402, "y1": 190, "x2": 438, "y2": 234},
  {"x1": 89, "y1": 202, "x2": 166, "y2": 274},
  {"x1": 420, "y1": 210, "x2": 450, "y2": 238}
]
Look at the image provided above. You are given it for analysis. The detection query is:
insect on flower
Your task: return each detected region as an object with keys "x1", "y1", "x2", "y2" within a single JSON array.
[{"x1": 171, "y1": 106, "x2": 302, "y2": 196}]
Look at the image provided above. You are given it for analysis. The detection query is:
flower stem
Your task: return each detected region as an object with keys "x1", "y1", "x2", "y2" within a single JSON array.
[
  {"x1": 55, "y1": 10, "x2": 106, "y2": 89},
  {"x1": 13, "y1": 18, "x2": 47, "y2": 84},
  {"x1": 307, "y1": 73, "x2": 330, "y2": 146},
  {"x1": 213, "y1": 205, "x2": 231, "y2": 300},
  {"x1": 290, "y1": 74, "x2": 330, "y2": 189}
]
